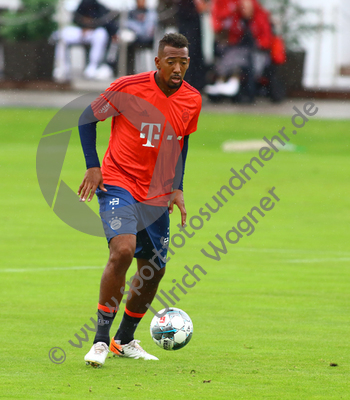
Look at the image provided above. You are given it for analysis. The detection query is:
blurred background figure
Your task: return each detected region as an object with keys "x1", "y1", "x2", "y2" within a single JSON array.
[
  {"x1": 125, "y1": 0, "x2": 157, "y2": 44},
  {"x1": 176, "y1": 0, "x2": 210, "y2": 91},
  {"x1": 106, "y1": 0, "x2": 157, "y2": 76},
  {"x1": 207, "y1": 0, "x2": 273, "y2": 102},
  {"x1": 52, "y1": 0, "x2": 118, "y2": 82},
  {"x1": 157, "y1": 0, "x2": 179, "y2": 34}
]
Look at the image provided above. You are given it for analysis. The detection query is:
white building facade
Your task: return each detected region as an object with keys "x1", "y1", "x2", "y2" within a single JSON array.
[{"x1": 293, "y1": 0, "x2": 350, "y2": 90}]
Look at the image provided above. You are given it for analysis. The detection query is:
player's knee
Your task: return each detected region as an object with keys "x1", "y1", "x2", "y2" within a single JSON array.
[
  {"x1": 110, "y1": 246, "x2": 134, "y2": 263},
  {"x1": 109, "y1": 245, "x2": 134, "y2": 269}
]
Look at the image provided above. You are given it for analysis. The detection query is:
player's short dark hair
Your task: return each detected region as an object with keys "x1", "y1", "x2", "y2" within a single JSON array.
[{"x1": 158, "y1": 33, "x2": 189, "y2": 54}]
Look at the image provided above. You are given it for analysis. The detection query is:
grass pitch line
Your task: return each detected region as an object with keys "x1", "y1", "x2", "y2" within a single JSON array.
[
  {"x1": 2, "y1": 250, "x2": 350, "y2": 273},
  {"x1": 222, "y1": 140, "x2": 297, "y2": 153},
  {"x1": 234, "y1": 247, "x2": 350, "y2": 256},
  {"x1": 0, "y1": 266, "x2": 104, "y2": 273},
  {"x1": 287, "y1": 257, "x2": 350, "y2": 263}
]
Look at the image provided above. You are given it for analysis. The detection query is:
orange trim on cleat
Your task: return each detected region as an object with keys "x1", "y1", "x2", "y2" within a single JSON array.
[{"x1": 110, "y1": 337, "x2": 125, "y2": 356}]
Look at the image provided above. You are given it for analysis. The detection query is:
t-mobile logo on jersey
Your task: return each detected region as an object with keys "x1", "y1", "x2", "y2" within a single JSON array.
[
  {"x1": 139, "y1": 122, "x2": 182, "y2": 148},
  {"x1": 140, "y1": 123, "x2": 161, "y2": 148}
]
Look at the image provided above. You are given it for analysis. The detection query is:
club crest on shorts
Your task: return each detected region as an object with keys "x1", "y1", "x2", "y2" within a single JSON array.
[{"x1": 110, "y1": 217, "x2": 122, "y2": 230}]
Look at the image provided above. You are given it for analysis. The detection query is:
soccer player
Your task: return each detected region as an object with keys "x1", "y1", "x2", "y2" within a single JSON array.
[{"x1": 78, "y1": 33, "x2": 202, "y2": 367}]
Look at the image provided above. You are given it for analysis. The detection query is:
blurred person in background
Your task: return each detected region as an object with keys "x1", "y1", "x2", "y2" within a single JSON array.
[
  {"x1": 106, "y1": 0, "x2": 158, "y2": 75},
  {"x1": 207, "y1": 0, "x2": 272, "y2": 102},
  {"x1": 157, "y1": 0, "x2": 179, "y2": 33},
  {"x1": 125, "y1": 0, "x2": 157, "y2": 45},
  {"x1": 176, "y1": 0, "x2": 210, "y2": 91},
  {"x1": 53, "y1": 0, "x2": 118, "y2": 82}
]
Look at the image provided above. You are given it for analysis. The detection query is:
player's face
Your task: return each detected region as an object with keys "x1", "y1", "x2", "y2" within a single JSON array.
[{"x1": 155, "y1": 46, "x2": 190, "y2": 90}]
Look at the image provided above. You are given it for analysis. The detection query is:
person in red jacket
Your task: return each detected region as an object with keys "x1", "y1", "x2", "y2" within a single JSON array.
[
  {"x1": 212, "y1": 0, "x2": 272, "y2": 49},
  {"x1": 207, "y1": 0, "x2": 273, "y2": 102}
]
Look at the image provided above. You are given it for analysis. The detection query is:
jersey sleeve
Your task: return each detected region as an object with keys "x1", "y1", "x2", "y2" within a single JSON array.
[
  {"x1": 90, "y1": 77, "x2": 135, "y2": 122},
  {"x1": 78, "y1": 105, "x2": 100, "y2": 169},
  {"x1": 91, "y1": 92, "x2": 121, "y2": 122}
]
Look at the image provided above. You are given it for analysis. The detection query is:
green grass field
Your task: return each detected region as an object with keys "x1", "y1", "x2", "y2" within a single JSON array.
[{"x1": 1, "y1": 105, "x2": 349, "y2": 399}]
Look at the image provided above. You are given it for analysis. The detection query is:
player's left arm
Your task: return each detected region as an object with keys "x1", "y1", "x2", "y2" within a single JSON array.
[
  {"x1": 169, "y1": 189, "x2": 186, "y2": 226},
  {"x1": 169, "y1": 135, "x2": 189, "y2": 226},
  {"x1": 169, "y1": 95, "x2": 202, "y2": 226}
]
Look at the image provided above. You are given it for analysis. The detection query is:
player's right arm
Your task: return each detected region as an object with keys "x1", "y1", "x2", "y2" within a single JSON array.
[
  {"x1": 78, "y1": 105, "x2": 107, "y2": 202},
  {"x1": 78, "y1": 80, "x2": 124, "y2": 201},
  {"x1": 78, "y1": 167, "x2": 106, "y2": 202}
]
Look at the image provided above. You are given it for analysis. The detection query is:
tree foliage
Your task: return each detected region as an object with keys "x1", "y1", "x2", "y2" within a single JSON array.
[
  {"x1": 261, "y1": 0, "x2": 333, "y2": 49},
  {"x1": 0, "y1": 0, "x2": 57, "y2": 41}
]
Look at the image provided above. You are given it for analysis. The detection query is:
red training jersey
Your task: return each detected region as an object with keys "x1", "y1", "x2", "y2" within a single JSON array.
[{"x1": 91, "y1": 71, "x2": 202, "y2": 205}]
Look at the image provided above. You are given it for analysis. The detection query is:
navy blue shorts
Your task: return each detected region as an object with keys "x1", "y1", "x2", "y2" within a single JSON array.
[{"x1": 96, "y1": 185, "x2": 169, "y2": 269}]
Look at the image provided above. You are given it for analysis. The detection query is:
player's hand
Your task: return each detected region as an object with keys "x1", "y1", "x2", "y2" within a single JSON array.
[
  {"x1": 168, "y1": 189, "x2": 186, "y2": 226},
  {"x1": 77, "y1": 167, "x2": 107, "y2": 202}
]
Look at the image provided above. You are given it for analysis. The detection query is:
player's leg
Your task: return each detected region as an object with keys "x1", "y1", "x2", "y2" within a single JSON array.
[
  {"x1": 114, "y1": 259, "x2": 165, "y2": 344},
  {"x1": 110, "y1": 207, "x2": 169, "y2": 360},
  {"x1": 94, "y1": 233, "x2": 136, "y2": 339},
  {"x1": 84, "y1": 234, "x2": 136, "y2": 367},
  {"x1": 85, "y1": 185, "x2": 138, "y2": 367},
  {"x1": 110, "y1": 259, "x2": 165, "y2": 360},
  {"x1": 99, "y1": 234, "x2": 136, "y2": 307},
  {"x1": 128, "y1": 259, "x2": 166, "y2": 313}
]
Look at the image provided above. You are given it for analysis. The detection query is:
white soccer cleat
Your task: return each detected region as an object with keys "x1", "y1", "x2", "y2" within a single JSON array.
[
  {"x1": 110, "y1": 337, "x2": 158, "y2": 360},
  {"x1": 84, "y1": 342, "x2": 109, "y2": 368}
]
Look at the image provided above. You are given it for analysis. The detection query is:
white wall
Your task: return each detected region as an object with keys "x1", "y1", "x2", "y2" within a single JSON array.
[{"x1": 294, "y1": 0, "x2": 350, "y2": 89}]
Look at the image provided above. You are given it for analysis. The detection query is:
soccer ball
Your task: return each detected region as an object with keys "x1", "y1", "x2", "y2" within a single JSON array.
[{"x1": 150, "y1": 308, "x2": 193, "y2": 350}]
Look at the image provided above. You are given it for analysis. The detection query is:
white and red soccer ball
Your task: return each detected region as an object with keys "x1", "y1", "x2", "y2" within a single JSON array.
[{"x1": 150, "y1": 308, "x2": 193, "y2": 350}]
